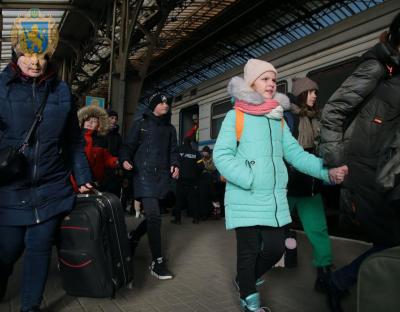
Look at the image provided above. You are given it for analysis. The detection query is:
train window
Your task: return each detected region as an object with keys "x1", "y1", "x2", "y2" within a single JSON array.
[
  {"x1": 276, "y1": 80, "x2": 288, "y2": 94},
  {"x1": 174, "y1": 95, "x2": 182, "y2": 102},
  {"x1": 307, "y1": 57, "x2": 359, "y2": 109},
  {"x1": 211, "y1": 98, "x2": 231, "y2": 139}
]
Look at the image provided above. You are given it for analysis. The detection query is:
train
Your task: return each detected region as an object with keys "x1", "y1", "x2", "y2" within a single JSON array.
[{"x1": 170, "y1": 0, "x2": 399, "y2": 149}]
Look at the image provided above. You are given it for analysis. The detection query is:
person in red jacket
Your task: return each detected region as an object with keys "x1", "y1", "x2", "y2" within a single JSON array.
[{"x1": 71, "y1": 105, "x2": 118, "y2": 191}]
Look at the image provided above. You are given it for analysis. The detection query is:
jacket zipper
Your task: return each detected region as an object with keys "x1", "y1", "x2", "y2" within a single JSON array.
[
  {"x1": 268, "y1": 119, "x2": 279, "y2": 227},
  {"x1": 31, "y1": 79, "x2": 40, "y2": 224}
]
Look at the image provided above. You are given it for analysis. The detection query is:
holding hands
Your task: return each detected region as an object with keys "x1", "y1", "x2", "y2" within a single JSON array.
[{"x1": 328, "y1": 165, "x2": 348, "y2": 184}]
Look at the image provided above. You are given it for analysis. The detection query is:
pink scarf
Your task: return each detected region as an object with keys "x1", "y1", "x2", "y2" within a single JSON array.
[{"x1": 234, "y1": 99, "x2": 278, "y2": 115}]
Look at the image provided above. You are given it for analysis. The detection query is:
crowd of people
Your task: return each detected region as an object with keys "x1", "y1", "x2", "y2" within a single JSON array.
[{"x1": 0, "y1": 9, "x2": 399, "y2": 312}]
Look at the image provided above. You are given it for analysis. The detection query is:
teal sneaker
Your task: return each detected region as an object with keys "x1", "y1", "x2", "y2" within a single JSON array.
[{"x1": 239, "y1": 292, "x2": 271, "y2": 312}]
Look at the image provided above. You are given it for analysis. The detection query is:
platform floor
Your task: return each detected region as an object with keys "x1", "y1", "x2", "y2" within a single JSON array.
[{"x1": 0, "y1": 215, "x2": 370, "y2": 312}]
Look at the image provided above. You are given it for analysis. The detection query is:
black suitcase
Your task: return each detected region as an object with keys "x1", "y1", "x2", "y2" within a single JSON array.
[{"x1": 57, "y1": 191, "x2": 133, "y2": 298}]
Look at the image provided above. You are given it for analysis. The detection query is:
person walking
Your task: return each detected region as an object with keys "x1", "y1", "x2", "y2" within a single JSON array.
[
  {"x1": 0, "y1": 11, "x2": 92, "y2": 312},
  {"x1": 213, "y1": 58, "x2": 346, "y2": 312},
  {"x1": 319, "y1": 13, "x2": 400, "y2": 312},
  {"x1": 285, "y1": 77, "x2": 334, "y2": 292},
  {"x1": 121, "y1": 93, "x2": 179, "y2": 280},
  {"x1": 171, "y1": 136, "x2": 203, "y2": 225}
]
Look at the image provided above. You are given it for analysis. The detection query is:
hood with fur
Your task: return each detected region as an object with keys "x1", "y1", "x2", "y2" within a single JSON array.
[
  {"x1": 77, "y1": 105, "x2": 110, "y2": 135},
  {"x1": 227, "y1": 76, "x2": 290, "y2": 111}
]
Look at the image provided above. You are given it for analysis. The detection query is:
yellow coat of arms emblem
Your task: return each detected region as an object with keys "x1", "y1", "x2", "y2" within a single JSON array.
[{"x1": 11, "y1": 9, "x2": 59, "y2": 57}]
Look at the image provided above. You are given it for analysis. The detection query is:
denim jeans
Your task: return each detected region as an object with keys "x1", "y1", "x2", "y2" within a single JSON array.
[{"x1": 0, "y1": 216, "x2": 60, "y2": 311}]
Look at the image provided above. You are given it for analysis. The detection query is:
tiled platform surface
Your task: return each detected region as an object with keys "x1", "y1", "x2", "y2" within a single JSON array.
[{"x1": 0, "y1": 215, "x2": 370, "y2": 312}]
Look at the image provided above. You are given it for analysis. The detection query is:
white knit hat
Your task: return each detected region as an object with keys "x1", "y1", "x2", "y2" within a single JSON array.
[{"x1": 244, "y1": 59, "x2": 277, "y2": 86}]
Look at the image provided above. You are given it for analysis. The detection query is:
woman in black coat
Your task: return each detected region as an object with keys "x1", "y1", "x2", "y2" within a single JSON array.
[
  {"x1": 319, "y1": 13, "x2": 400, "y2": 312},
  {"x1": 121, "y1": 93, "x2": 179, "y2": 280},
  {"x1": 0, "y1": 41, "x2": 92, "y2": 312}
]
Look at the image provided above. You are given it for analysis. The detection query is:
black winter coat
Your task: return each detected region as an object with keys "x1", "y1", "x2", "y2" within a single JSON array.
[
  {"x1": 177, "y1": 144, "x2": 203, "y2": 184},
  {"x1": 319, "y1": 42, "x2": 400, "y2": 245},
  {"x1": 0, "y1": 63, "x2": 92, "y2": 225},
  {"x1": 120, "y1": 111, "x2": 178, "y2": 199},
  {"x1": 106, "y1": 125, "x2": 122, "y2": 157}
]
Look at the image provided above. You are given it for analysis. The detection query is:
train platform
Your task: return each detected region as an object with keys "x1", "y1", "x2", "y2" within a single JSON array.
[{"x1": 0, "y1": 215, "x2": 370, "y2": 312}]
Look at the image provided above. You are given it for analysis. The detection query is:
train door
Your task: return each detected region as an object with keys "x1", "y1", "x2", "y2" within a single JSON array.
[
  {"x1": 179, "y1": 104, "x2": 199, "y2": 146},
  {"x1": 308, "y1": 57, "x2": 359, "y2": 110}
]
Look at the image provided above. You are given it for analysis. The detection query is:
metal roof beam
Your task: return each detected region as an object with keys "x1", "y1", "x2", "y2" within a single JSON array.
[{"x1": 0, "y1": 2, "x2": 76, "y2": 10}]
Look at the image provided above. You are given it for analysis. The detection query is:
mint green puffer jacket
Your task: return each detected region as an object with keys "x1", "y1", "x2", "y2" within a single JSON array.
[{"x1": 213, "y1": 109, "x2": 330, "y2": 230}]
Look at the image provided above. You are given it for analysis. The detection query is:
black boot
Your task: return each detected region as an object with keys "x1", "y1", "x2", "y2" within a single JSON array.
[
  {"x1": 315, "y1": 266, "x2": 331, "y2": 293},
  {"x1": 323, "y1": 271, "x2": 349, "y2": 312}
]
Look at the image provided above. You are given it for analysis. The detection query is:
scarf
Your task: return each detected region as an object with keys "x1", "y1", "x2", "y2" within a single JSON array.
[
  {"x1": 234, "y1": 99, "x2": 279, "y2": 115},
  {"x1": 291, "y1": 104, "x2": 320, "y2": 149}
]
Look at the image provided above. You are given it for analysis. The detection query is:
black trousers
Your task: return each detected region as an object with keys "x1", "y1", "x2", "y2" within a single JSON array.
[
  {"x1": 235, "y1": 226, "x2": 285, "y2": 299},
  {"x1": 174, "y1": 181, "x2": 200, "y2": 221},
  {"x1": 142, "y1": 198, "x2": 162, "y2": 260}
]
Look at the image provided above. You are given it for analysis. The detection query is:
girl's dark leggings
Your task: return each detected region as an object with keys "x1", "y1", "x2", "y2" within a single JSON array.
[{"x1": 235, "y1": 225, "x2": 285, "y2": 299}]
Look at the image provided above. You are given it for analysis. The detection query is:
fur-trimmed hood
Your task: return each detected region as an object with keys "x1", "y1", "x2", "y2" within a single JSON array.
[
  {"x1": 77, "y1": 105, "x2": 110, "y2": 135},
  {"x1": 227, "y1": 76, "x2": 290, "y2": 111}
]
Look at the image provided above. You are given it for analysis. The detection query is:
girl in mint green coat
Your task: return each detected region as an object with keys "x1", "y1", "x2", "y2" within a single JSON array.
[{"x1": 213, "y1": 59, "x2": 345, "y2": 312}]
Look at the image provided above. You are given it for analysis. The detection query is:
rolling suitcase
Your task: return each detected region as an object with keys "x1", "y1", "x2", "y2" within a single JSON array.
[
  {"x1": 357, "y1": 246, "x2": 400, "y2": 312},
  {"x1": 57, "y1": 191, "x2": 133, "y2": 298}
]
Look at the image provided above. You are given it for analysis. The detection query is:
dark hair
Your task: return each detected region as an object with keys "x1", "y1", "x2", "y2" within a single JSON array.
[
  {"x1": 295, "y1": 90, "x2": 319, "y2": 115},
  {"x1": 202, "y1": 145, "x2": 211, "y2": 154},
  {"x1": 389, "y1": 12, "x2": 400, "y2": 49},
  {"x1": 107, "y1": 110, "x2": 118, "y2": 118}
]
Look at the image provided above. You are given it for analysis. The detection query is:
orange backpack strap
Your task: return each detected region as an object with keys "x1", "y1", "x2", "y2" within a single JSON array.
[
  {"x1": 235, "y1": 108, "x2": 244, "y2": 142},
  {"x1": 281, "y1": 118, "x2": 284, "y2": 130}
]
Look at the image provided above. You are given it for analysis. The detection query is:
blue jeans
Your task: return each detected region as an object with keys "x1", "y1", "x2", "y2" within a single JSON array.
[
  {"x1": 332, "y1": 245, "x2": 387, "y2": 291},
  {"x1": 0, "y1": 216, "x2": 60, "y2": 311}
]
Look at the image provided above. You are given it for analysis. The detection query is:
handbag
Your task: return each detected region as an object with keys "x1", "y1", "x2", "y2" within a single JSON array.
[{"x1": 0, "y1": 86, "x2": 49, "y2": 185}]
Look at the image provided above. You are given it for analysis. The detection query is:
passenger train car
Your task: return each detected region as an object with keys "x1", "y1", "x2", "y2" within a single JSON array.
[
  {"x1": 168, "y1": 1, "x2": 400, "y2": 237},
  {"x1": 170, "y1": 1, "x2": 399, "y2": 149}
]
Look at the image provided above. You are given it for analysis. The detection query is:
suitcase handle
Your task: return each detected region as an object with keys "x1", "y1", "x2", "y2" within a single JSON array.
[{"x1": 76, "y1": 186, "x2": 102, "y2": 198}]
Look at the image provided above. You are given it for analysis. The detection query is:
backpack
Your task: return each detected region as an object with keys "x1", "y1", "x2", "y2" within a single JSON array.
[
  {"x1": 234, "y1": 108, "x2": 284, "y2": 143},
  {"x1": 357, "y1": 246, "x2": 400, "y2": 312}
]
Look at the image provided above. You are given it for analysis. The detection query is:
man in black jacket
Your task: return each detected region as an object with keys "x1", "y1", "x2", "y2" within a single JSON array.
[
  {"x1": 319, "y1": 13, "x2": 400, "y2": 312},
  {"x1": 121, "y1": 93, "x2": 179, "y2": 280},
  {"x1": 171, "y1": 137, "x2": 204, "y2": 225}
]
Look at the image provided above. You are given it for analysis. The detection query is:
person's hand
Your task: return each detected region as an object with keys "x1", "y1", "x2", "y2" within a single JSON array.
[
  {"x1": 78, "y1": 182, "x2": 93, "y2": 193},
  {"x1": 171, "y1": 166, "x2": 179, "y2": 179},
  {"x1": 328, "y1": 165, "x2": 348, "y2": 184},
  {"x1": 123, "y1": 161, "x2": 133, "y2": 171}
]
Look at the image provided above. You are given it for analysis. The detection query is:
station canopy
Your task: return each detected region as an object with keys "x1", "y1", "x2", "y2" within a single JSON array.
[{"x1": 0, "y1": 0, "x2": 386, "y2": 101}]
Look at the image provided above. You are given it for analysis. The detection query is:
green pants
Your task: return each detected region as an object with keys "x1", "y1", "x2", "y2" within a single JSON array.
[{"x1": 288, "y1": 194, "x2": 332, "y2": 267}]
